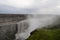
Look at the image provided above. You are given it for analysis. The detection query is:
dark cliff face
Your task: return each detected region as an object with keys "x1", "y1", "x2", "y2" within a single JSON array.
[
  {"x1": 0, "y1": 24, "x2": 17, "y2": 40},
  {"x1": 0, "y1": 14, "x2": 27, "y2": 40}
]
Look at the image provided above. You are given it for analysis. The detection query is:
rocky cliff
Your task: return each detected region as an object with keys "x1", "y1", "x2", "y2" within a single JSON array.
[{"x1": 0, "y1": 14, "x2": 27, "y2": 40}]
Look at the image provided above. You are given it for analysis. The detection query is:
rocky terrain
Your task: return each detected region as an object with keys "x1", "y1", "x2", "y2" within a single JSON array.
[
  {"x1": 0, "y1": 14, "x2": 27, "y2": 24},
  {"x1": 0, "y1": 14, "x2": 27, "y2": 40}
]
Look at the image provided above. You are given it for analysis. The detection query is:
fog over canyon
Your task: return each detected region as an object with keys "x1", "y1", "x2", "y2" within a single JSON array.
[
  {"x1": 15, "y1": 14, "x2": 60, "y2": 40},
  {"x1": 0, "y1": 14, "x2": 60, "y2": 40}
]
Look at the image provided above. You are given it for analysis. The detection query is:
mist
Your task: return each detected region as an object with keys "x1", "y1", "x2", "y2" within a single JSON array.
[{"x1": 15, "y1": 14, "x2": 60, "y2": 40}]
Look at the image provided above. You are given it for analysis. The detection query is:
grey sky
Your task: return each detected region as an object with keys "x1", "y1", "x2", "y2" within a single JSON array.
[{"x1": 0, "y1": 0, "x2": 60, "y2": 14}]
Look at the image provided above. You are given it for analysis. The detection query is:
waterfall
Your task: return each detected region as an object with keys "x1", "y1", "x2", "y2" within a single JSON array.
[{"x1": 15, "y1": 14, "x2": 59, "y2": 40}]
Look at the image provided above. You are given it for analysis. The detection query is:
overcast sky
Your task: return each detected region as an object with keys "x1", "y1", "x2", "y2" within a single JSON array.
[{"x1": 0, "y1": 0, "x2": 60, "y2": 14}]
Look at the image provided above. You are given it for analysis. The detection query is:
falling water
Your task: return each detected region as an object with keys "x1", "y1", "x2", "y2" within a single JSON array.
[{"x1": 15, "y1": 14, "x2": 59, "y2": 40}]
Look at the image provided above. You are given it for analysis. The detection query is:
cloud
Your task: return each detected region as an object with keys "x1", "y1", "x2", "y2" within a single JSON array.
[
  {"x1": 0, "y1": 0, "x2": 60, "y2": 15},
  {"x1": 0, "y1": 0, "x2": 36, "y2": 13},
  {"x1": 31, "y1": 0, "x2": 60, "y2": 15},
  {"x1": 0, "y1": 4, "x2": 35, "y2": 14},
  {"x1": 0, "y1": 0, "x2": 35, "y2": 8}
]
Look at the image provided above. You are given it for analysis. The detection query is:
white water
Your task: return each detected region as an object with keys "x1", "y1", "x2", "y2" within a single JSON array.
[{"x1": 15, "y1": 14, "x2": 59, "y2": 40}]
